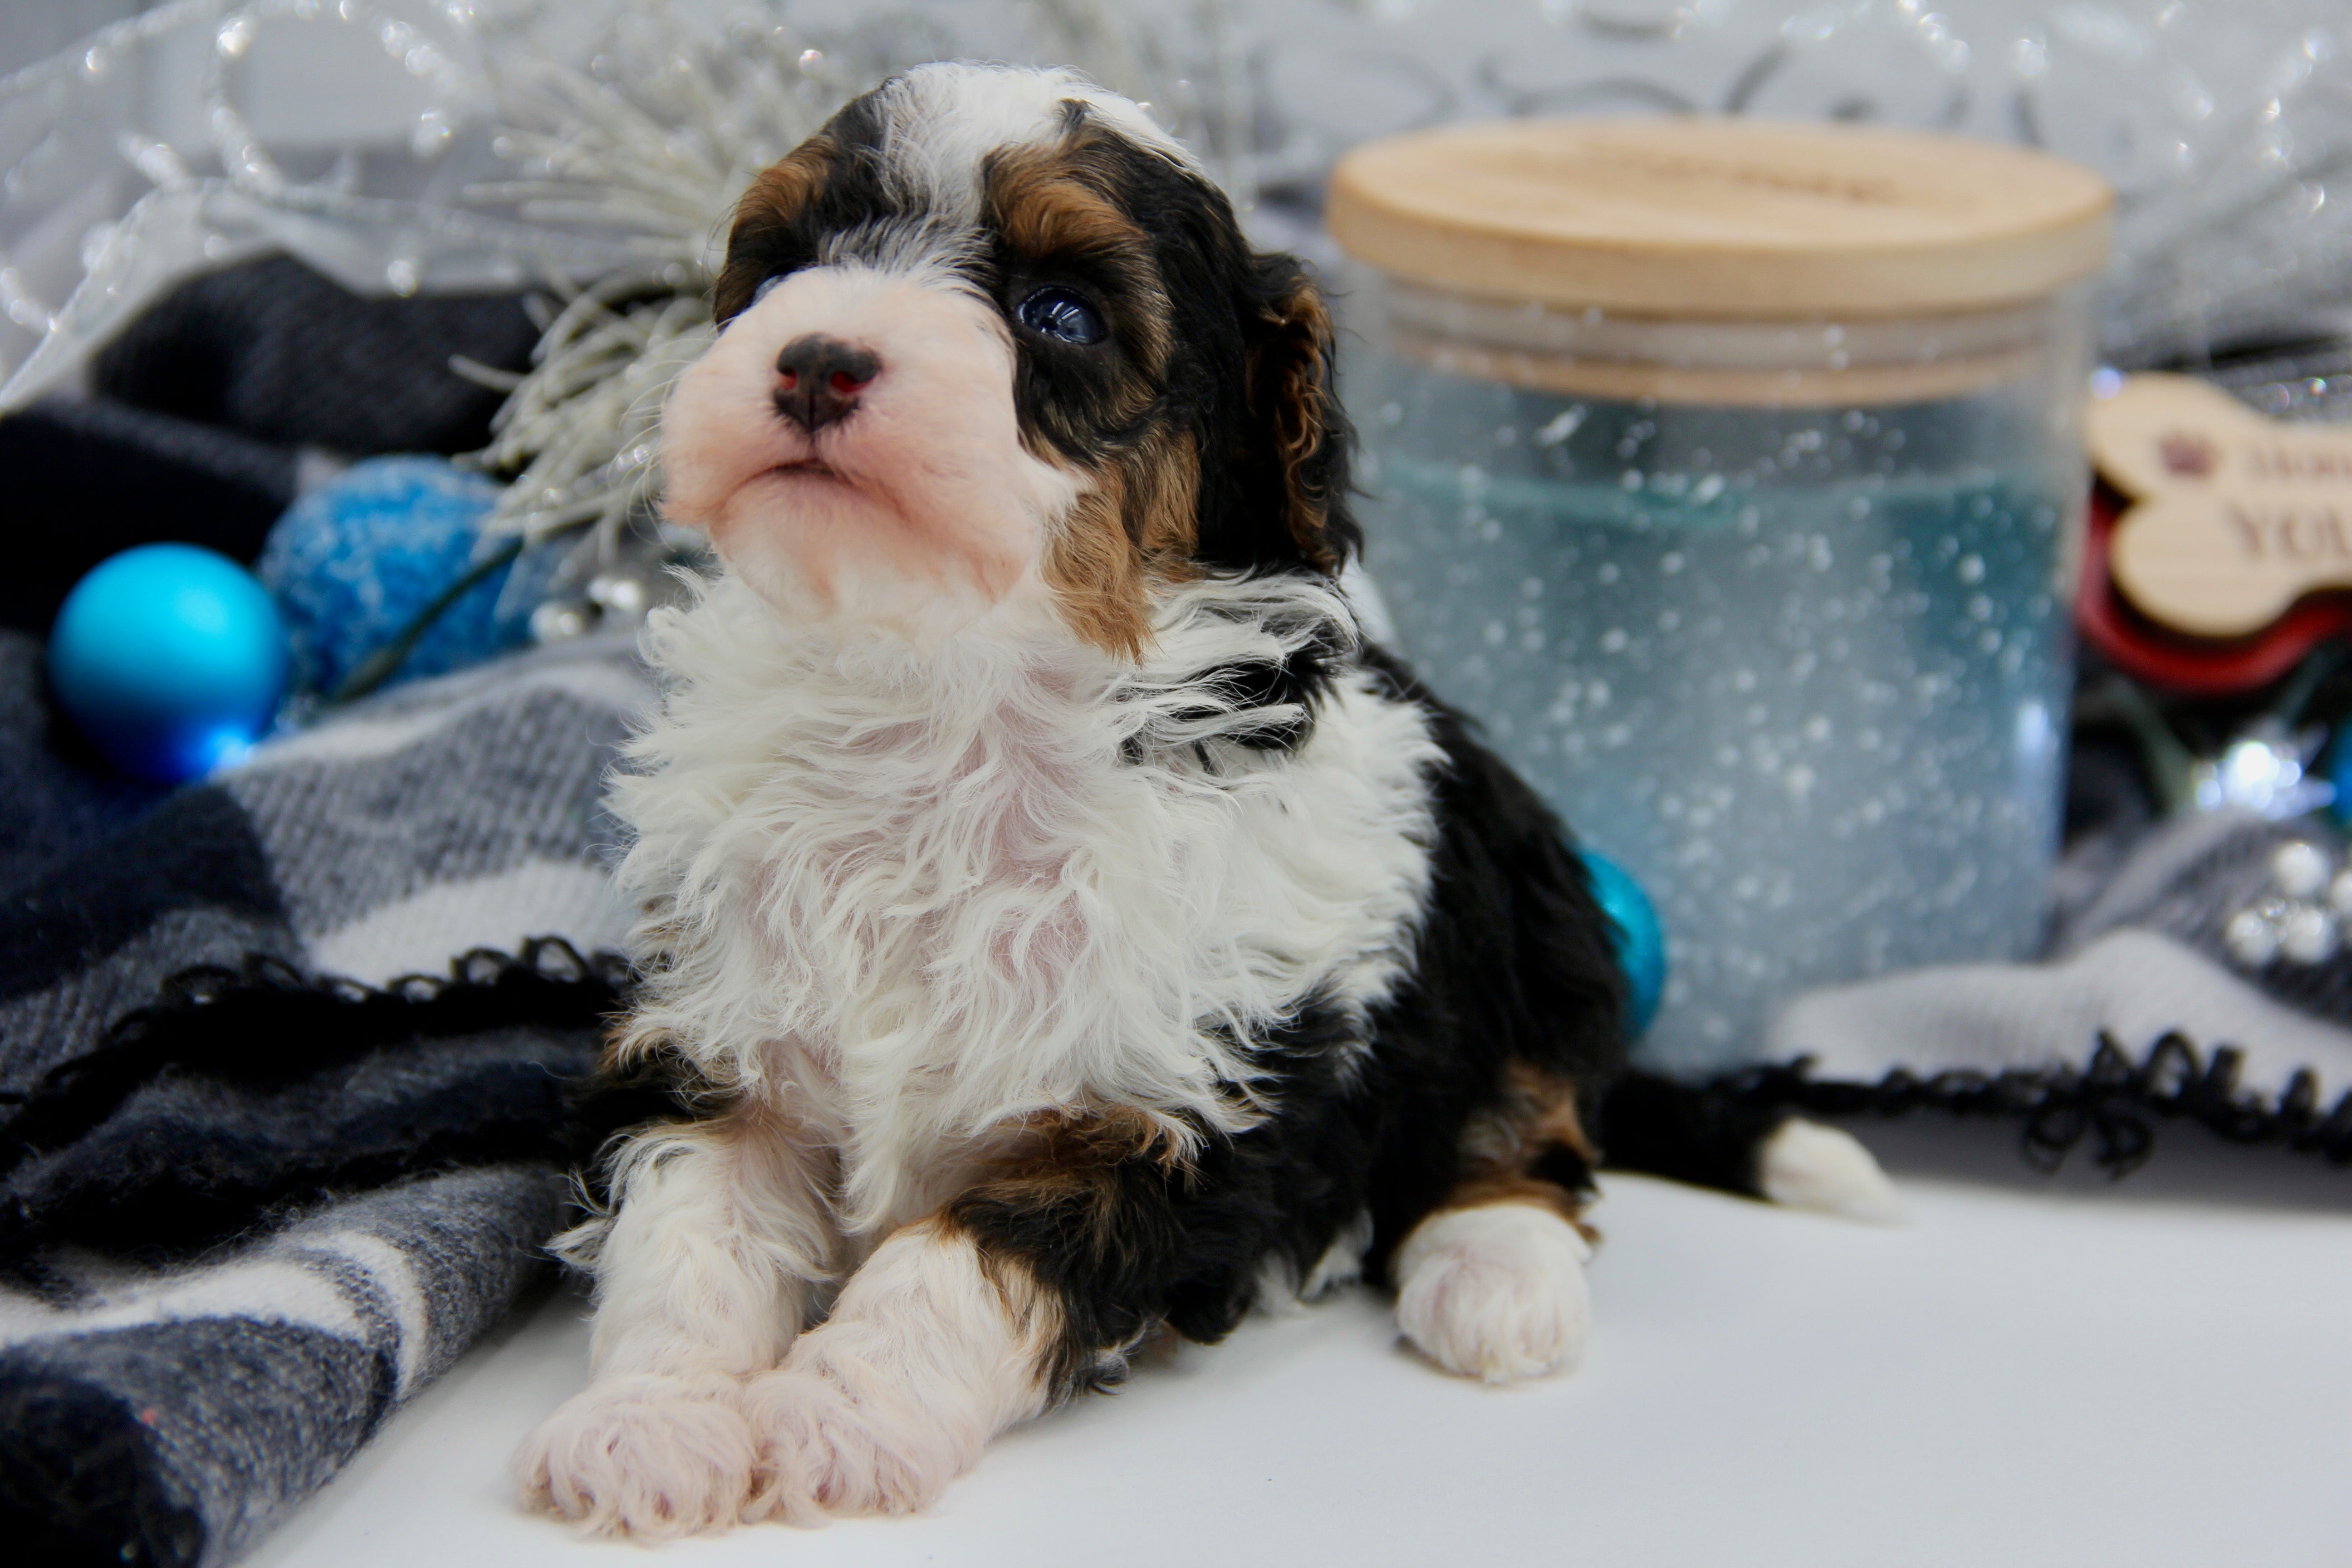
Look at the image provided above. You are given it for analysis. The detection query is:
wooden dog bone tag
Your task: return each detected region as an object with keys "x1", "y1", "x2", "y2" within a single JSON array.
[{"x1": 2090, "y1": 372, "x2": 2352, "y2": 639}]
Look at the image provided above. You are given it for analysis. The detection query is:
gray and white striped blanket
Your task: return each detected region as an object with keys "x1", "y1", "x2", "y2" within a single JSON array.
[{"x1": 0, "y1": 632, "x2": 652, "y2": 1567}]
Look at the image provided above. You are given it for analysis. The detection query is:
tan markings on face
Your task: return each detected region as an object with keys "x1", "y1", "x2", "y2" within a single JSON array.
[
  {"x1": 1251, "y1": 277, "x2": 1341, "y2": 570},
  {"x1": 713, "y1": 136, "x2": 836, "y2": 323},
  {"x1": 1443, "y1": 1063, "x2": 1598, "y2": 1240},
  {"x1": 984, "y1": 135, "x2": 1195, "y2": 658},
  {"x1": 983, "y1": 136, "x2": 1173, "y2": 400},
  {"x1": 1041, "y1": 426, "x2": 1201, "y2": 658}
]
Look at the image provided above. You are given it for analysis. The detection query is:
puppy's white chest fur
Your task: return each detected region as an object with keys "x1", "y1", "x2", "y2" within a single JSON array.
[{"x1": 611, "y1": 572, "x2": 1441, "y2": 1234}]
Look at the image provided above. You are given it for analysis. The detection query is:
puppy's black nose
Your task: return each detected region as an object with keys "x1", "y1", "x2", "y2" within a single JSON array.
[{"x1": 773, "y1": 334, "x2": 879, "y2": 433}]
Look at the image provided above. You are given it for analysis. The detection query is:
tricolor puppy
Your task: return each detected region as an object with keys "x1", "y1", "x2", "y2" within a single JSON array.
[{"x1": 516, "y1": 62, "x2": 1897, "y2": 1538}]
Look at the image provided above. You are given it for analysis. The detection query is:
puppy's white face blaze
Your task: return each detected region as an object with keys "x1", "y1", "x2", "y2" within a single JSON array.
[
  {"x1": 663, "y1": 60, "x2": 1351, "y2": 655},
  {"x1": 662, "y1": 265, "x2": 1080, "y2": 642}
]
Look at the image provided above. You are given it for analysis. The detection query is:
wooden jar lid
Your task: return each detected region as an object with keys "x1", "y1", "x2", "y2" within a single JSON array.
[{"x1": 1326, "y1": 118, "x2": 2112, "y2": 318}]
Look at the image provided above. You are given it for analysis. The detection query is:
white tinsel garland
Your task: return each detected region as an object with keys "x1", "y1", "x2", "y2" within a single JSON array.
[{"x1": 456, "y1": 12, "x2": 843, "y2": 558}]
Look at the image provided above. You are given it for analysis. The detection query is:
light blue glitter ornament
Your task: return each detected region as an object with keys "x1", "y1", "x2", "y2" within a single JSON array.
[
  {"x1": 258, "y1": 456, "x2": 539, "y2": 698},
  {"x1": 49, "y1": 543, "x2": 289, "y2": 782},
  {"x1": 1580, "y1": 848, "x2": 1667, "y2": 1036}
]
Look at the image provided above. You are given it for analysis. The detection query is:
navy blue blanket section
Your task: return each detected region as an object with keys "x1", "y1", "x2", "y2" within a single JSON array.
[{"x1": 0, "y1": 627, "x2": 652, "y2": 1568}]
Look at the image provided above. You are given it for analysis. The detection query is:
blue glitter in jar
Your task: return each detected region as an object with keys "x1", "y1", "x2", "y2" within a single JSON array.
[
  {"x1": 1352, "y1": 372, "x2": 2080, "y2": 1070},
  {"x1": 1328, "y1": 119, "x2": 2110, "y2": 1072}
]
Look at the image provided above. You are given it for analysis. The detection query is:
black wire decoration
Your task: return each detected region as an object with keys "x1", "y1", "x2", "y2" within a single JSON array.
[{"x1": 1712, "y1": 1032, "x2": 2352, "y2": 1177}]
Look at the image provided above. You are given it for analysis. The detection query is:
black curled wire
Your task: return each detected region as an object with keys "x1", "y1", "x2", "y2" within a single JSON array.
[{"x1": 1711, "y1": 1033, "x2": 2352, "y2": 1178}]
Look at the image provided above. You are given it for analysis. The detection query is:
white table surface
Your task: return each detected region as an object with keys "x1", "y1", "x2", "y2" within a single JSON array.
[{"x1": 248, "y1": 1123, "x2": 2352, "y2": 1568}]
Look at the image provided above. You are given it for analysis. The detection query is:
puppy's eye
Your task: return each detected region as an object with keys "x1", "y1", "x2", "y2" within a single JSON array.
[{"x1": 1015, "y1": 287, "x2": 1107, "y2": 346}]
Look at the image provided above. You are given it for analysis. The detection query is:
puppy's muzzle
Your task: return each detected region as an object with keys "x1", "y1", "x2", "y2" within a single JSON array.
[{"x1": 773, "y1": 333, "x2": 881, "y2": 434}]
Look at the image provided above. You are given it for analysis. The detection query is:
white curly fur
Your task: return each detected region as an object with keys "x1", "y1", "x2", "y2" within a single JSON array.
[
  {"x1": 661, "y1": 259, "x2": 1078, "y2": 645},
  {"x1": 1758, "y1": 1118, "x2": 1906, "y2": 1224},
  {"x1": 741, "y1": 1221, "x2": 1054, "y2": 1521},
  {"x1": 875, "y1": 62, "x2": 1199, "y2": 225},
  {"x1": 558, "y1": 1110, "x2": 840, "y2": 1378},
  {"x1": 1393, "y1": 1202, "x2": 1594, "y2": 1384},
  {"x1": 514, "y1": 1369, "x2": 758, "y2": 1539},
  {"x1": 608, "y1": 568, "x2": 1439, "y2": 1233}
]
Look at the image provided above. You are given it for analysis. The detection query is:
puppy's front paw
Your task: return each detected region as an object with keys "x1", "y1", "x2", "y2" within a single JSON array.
[
  {"x1": 1394, "y1": 1202, "x2": 1592, "y2": 1384},
  {"x1": 740, "y1": 1365, "x2": 974, "y2": 1522},
  {"x1": 514, "y1": 1370, "x2": 757, "y2": 1539}
]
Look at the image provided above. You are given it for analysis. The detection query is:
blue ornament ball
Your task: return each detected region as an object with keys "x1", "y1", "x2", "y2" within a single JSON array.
[
  {"x1": 49, "y1": 543, "x2": 289, "y2": 783},
  {"x1": 258, "y1": 456, "x2": 538, "y2": 697},
  {"x1": 1580, "y1": 848, "x2": 1667, "y2": 1037}
]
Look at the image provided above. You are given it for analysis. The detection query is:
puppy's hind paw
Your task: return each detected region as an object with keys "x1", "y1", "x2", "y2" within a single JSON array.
[
  {"x1": 1758, "y1": 1118, "x2": 1904, "y2": 1224},
  {"x1": 740, "y1": 1365, "x2": 976, "y2": 1523},
  {"x1": 514, "y1": 1370, "x2": 757, "y2": 1539},
  {"x1": 1394, "y1": 1202, "x2": 1592, "y2": 1385}
]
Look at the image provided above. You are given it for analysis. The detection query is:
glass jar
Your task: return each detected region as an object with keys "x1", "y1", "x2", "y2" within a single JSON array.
[{"x1": 1328, "y1": 118, "x2": 2112, "y2": 1073}]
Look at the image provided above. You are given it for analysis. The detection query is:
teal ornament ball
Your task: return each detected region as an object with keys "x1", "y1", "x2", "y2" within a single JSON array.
[
  {"x1": 1580, "y1": 848, "x2": 1667, "y2": 1036},
  {"x1": 49, "y1": 543, "x2": 289, "y2": 782}
]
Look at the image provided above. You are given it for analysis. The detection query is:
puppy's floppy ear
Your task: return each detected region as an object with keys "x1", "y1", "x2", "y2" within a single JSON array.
[{"x1": 1243, "y1": 257, "x2": 1358, "y2": 573}]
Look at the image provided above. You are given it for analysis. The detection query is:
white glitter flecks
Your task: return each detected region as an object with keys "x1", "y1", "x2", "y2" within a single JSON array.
[{"x1": 1355, "y1": 364, "x2": 2078, "y2": 1071}]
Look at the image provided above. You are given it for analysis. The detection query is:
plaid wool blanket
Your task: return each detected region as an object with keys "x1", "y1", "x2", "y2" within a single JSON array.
[{"x1": 0, "y1": 629, "x2": 651, "y2": 1567}]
